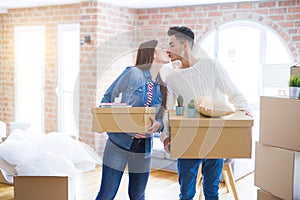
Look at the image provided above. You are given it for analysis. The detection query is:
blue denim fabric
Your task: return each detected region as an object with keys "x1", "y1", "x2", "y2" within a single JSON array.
[
  {"x1": 177, "y1": 158, "x2": 223, "y2": 200},
  {"x1": 100, "y1": 66, "x2": 163, "y2": 153},
  {"x1": 96, "y1": 139, "x2": 150, "y2": 200}
]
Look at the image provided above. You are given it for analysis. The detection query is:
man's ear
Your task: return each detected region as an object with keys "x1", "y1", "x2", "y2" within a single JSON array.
[{"x1": 183, "y1": 41, "x2": 190, "y2": 50}]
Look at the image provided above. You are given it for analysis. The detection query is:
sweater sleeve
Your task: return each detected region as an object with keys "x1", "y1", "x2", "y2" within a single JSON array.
[{"x1": 215, "y1": 61, "x2": 251, "y2": 113}]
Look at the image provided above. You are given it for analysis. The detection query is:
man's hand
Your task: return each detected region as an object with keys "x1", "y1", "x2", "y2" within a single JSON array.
[
  {"x1": 163, "y1": 137, "x2": 170, "y2": 153},
  {"x1": 244, "y1": 111, "x2": 253, "y2": 118}
]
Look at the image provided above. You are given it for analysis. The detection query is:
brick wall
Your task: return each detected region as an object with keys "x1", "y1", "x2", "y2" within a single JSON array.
[
  {"x1": 79, "y1": 2, "x2": 137, "y2": 152},
  {"x1": 0, "y1": 14, "x2": 3, "y2": 122},
  {"x1": 0, "y1": 4, "x2": 81, "y2": 134},
  {"x1": 137, "y1": 1, "x2": 300, "y2": 61},
  {"x1": 0, "y1": 0, "x2": 299, "y2": 153}
]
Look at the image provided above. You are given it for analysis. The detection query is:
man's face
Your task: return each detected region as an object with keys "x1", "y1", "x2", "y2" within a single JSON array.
[{"x1": 167, "y1": 35, "x2": 185, "y2": 61}]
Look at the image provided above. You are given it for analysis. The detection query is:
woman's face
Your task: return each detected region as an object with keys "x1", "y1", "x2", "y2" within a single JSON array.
[{"x1": 153, "y1": 44, "x2": 171, "y2": 64}]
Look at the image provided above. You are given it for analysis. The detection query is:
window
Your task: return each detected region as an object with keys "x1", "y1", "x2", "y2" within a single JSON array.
[
  {"x1": 200, "y1": 21, "x2": 293, "y2": 104},
  {"x1": 14, "y1": 26, "x2": 45, "y2": 133},
  {"x1": 57, "y1": 24, "x2": 80, "y2": 137},
  {"x1": 200, "y1": 21, "x2": 293, "y2": 141}
]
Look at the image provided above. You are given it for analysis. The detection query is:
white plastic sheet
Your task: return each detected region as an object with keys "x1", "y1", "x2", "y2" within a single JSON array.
[{"x1": 0, "y1": 129, "x2": 100, "y2": 179}]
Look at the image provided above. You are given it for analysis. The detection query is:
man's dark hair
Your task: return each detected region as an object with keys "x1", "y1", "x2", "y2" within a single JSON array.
[{"x1": 168, "y1": 26, "x2": 194, "y2": 48}]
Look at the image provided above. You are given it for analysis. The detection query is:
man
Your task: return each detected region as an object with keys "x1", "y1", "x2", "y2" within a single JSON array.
[{"x1": 161, "y1": 26, "x2": 251, "y2": 200}]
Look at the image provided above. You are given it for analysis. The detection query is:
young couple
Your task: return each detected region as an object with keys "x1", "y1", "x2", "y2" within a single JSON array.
[{"x1": 95, "y1": 26, "x2": 251, "y2": 200}]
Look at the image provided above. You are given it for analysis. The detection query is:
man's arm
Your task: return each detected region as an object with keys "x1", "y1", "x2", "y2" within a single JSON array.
[
  {"x1": 215, "y1": 61, "x2": 251, "y2": 114},
  {"x1": 160, "y1": 88, "x2": 176, "y2": 152}
]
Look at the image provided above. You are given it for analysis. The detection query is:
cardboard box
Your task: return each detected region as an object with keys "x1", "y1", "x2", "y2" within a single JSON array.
[
  {"x1": 257, "y1": 189, "x2": 283, "y2": 200},
  {"x1": 91, "y1": 107, "x2": 156, "y2": 133},
  {"x1": 254, "y1": 142, "x2": 300, "y2": 200},
  {"x1": 14, "y1": 176, "x2": 76, "y2": 200},
  {"x1": 14, "y1": 167, "x2": 101, "y2": 200},
  {"x1": 169, "y1": 110, "x2": 253, "y2": 158},
  {"x1": 290, "y1": 65, "x2": 300, "y2": 76},
  {"x1": 260, "y1": 96, "x2": 300, "y2": 152}
]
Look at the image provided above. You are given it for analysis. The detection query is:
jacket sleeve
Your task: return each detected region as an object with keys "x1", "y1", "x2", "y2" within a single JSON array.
[{"x1": 101, "y1": 67, "x2": 132, "y2": 104}]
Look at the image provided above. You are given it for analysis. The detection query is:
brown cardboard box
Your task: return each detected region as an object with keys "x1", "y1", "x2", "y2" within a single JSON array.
[
  {"x1": 260, "y1": 96, "x2": 300, "y2": 152},
  {"x1": 257, "y1": 189, "x2": 283, "y2": 200},
  {"x1": 290, "y1": 65, "x2": 300, "y2": 76},
  {"x1": 254, "y1": 142, "x2": 300, "y2": 200},
  {"x1": 91, "y1": 107, "x2": 156, "y2": 133},
  {"x1": 14, "y1": 167, "x2": 101, "y2": 200},
  {"x1": 169, "y1": 110, "x2": 253, "y2": 158},
  {"x1": 14, "y1": 176, "x2": 76, "y2": 200}
]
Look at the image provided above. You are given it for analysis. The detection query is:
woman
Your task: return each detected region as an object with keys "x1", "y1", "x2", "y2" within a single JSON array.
[{"x1": 96, "y1": 39, "x2": 170, "y2": 200}]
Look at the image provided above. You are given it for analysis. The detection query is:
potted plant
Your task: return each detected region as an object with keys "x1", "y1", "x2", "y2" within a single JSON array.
[
  {"x1": 176, "y1": 95, "x2": 185, "y2": 116},
  {"x1": 289, "y1": 75, "x2": 300, "y2": 99},
  {"x1": 187, "y1": 99, "x2": 196, "y2": 118}
]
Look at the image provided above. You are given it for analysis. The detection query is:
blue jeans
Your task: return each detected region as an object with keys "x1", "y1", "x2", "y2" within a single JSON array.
[
  {"x1": 177, "y1": 158, "x2": 223, "y2": 200},
  {"x1": 95, "y1": 139, "x2": 151, "y2": 200}
]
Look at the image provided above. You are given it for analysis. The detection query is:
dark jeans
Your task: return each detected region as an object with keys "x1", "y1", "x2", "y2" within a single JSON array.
[
  {"x1": 178, "y1": 158, "x2": 223, "y2": 200},
  {"x1": 95, "y1": 139, "x2": 150, "y2": 200}
]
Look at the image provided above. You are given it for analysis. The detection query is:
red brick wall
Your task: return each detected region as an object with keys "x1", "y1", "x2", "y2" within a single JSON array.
[
  {"x1": 79, "y1": 2, "x2": 136, "y2": 152},
  {"x1": 0, "y1": 0, "x2": 299, "y2": 153},
  {"x1": 137, "y1": 0, "x2": 300, "y2": 62},
  {"x1": 0, "y1": 14, "x2": 3, "y2": 123}
]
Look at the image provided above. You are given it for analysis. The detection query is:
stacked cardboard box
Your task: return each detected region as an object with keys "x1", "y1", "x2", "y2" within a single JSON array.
[
  {"x1": 257, "y1": 189, "x2": 283, "y2": 200},
  {"x1": 255, "y1": 96, "x2": 300, "y2": 200},
  {"x1": 290, "y1": 65, "x2": 300, "y2": 76}
]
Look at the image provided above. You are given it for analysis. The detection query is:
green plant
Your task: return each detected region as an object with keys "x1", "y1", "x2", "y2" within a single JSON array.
[
  {"x1": 188, "y1": 99, "x2": 195, "y2": 109},
  {"x1": 177, "y1": 95, "x2": 184, "y2": 107},
  {"x1": 289, "y1": 75, "x2": 300, "y2": 87},
  {"x1": 297, "y1": 76, "x2": 300, "y2": 87}
]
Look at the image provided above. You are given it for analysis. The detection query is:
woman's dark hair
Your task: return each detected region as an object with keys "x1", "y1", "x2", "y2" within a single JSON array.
[
  {"x1": 135, "y1": 39, "x2": 167, "y2": 111},
  {"x1": 135, "y1": 39, "x2": 158, "y2": 70}
]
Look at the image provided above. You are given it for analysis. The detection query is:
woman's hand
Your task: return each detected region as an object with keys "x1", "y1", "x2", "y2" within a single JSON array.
[
  {"x1": 148, "y1": 116, "x2": 161, "y2": 134},
  {"x1": 134, "y1": 116, "x2": 161, "y2": 139},
  {"x1": 134, "y1": 133, "x2": 147, "y2": 139}
]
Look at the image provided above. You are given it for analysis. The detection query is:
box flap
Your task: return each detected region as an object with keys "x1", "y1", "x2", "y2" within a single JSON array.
[
  {"x1": 169, "y1": 110, "x2": 253, "y2": 128},
  {"x1": 91, "y1": 107, "x2": 156, "y2": 114}
]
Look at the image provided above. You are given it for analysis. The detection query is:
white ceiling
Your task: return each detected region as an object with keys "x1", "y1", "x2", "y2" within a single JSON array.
[{"x1": 0, "y1": 0, "x2": 262, "y2": 11}]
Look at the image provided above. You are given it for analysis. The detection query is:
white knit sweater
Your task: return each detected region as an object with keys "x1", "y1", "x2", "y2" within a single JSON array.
[{"x1": 160, "y1": 59, "x2": 251, "y2": 142}]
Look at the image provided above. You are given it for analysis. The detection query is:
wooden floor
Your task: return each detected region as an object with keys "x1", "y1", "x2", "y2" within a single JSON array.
[{"x1": 0, "y1": 166, "x2": 258, "y2": 200}]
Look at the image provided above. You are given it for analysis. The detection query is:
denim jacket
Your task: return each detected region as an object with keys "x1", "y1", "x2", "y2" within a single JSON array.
[{"x1": 101, "y1": 66, "x2": 164, "y2": 153}]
